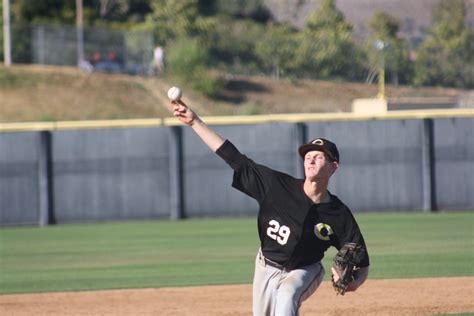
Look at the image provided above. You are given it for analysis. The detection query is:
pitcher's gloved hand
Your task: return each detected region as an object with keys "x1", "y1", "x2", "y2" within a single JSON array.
[{"x1": 331, "y1": 242, "x2": 365, "y2": 295}]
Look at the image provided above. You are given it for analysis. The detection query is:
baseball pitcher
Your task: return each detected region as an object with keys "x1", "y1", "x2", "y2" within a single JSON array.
[{"x1": 171, "y1": 98, "x2": 370, "y2": 316}]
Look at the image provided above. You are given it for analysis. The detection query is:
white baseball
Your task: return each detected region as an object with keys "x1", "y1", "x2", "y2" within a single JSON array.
[{"x1": 167, "y1": 86, "x2": 182, "y2": 101}]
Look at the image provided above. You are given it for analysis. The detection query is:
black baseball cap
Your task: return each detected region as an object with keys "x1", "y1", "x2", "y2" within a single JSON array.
[{"x1": 298, "y1": 138, "x2": 340, "y2": 162}]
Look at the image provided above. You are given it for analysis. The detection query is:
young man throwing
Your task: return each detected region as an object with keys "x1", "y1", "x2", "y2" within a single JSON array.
[{"x1": 172, "y1": 99, "x2": 370, "y2": 316}]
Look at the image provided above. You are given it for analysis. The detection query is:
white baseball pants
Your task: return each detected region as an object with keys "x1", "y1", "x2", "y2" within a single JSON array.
[{"x1": 252, "y1": 249, "x2": 325, "y2": 316}]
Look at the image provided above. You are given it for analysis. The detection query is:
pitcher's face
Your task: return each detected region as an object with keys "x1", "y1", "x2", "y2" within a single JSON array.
[{"x1": 304, "y1": 150, "x2": 338, "y2": 181}]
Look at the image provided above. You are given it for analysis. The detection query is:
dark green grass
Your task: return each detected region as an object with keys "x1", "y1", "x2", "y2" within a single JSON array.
[{"x1": 0, "y1": 212, "x2": 472, "y2": 294}]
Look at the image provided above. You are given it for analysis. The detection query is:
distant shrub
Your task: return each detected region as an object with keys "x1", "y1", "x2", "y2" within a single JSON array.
[
  {"x1": 166, "y1": 37, "x2": 223, "y2": 97},
  {"x1": 0, "y1": 68, "x2": 20, "y2": 87},
  {"x1": 0, "y1": 67, "x2": 47, "y2": 88},
  {"x1": 191, "y1": 68, "x2": 224, "y2": 98},
  {"x1": 239, "y1": 102, "x2": 262, "y2": 115}
]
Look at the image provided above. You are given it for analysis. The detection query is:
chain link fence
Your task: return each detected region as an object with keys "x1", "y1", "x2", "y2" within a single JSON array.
[{"x1": 10, "y1": 24, "x2": 154, "y2": 75}]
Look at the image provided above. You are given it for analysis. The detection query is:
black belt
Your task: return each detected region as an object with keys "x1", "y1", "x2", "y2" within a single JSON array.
[{"x1": 264, "y1": 257, "x2": 286, "y2": 270}]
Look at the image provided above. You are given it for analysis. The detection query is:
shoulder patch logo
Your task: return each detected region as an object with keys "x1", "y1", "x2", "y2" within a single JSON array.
[{"x1": 314, "y1": 222, "x2": 334, "y2": 241}]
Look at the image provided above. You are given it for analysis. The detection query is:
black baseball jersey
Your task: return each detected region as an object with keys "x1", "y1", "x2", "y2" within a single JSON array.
[{"x1": 217, "y1": 140, "x2": 370, "y2": 270}]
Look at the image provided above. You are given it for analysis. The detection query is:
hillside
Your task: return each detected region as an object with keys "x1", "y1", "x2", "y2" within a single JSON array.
[
  {"x1": 265, "y1": 0, "x2": 474, "y2": 43},
  {"x1": 0, "y1": 65, "x2": 469, "y2": 123}
]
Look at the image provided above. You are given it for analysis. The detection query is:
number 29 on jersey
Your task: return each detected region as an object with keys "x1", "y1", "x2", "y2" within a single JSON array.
[{"x1": 266, "y1": 219, "x2": 291, "y2": 245}]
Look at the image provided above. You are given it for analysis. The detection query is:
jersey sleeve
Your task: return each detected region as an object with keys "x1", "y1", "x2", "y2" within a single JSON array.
[
  {"x1": 216, "y1": 139, "x2": 274, "y2": 203},
  {"x1": 215, "y1": 140, "x2": 246, "y2": 170},
  {"x1": 338, "y1": 212, "x2": 370, "y2": 268}
]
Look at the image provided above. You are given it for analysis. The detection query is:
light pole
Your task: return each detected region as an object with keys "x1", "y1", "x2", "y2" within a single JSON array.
[
  {"x1": 3, "y1": 0, "x2": 11, "y2": 66},
  {"x1": 374, "y1": 40, "x2": 389, "y2": 100},
  {"x1": 76, "y1": 0, "x2": 84, "y2": 66}
]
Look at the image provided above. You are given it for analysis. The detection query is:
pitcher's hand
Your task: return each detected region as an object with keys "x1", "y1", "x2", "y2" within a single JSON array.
[{"x1": 172, "y1": 100, "x2": 198, "y2": 126}]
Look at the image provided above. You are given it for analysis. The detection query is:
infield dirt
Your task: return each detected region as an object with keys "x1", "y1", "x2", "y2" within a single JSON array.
[{"x1": 1, "y1": 277, "x2": 473, "y2": 315}]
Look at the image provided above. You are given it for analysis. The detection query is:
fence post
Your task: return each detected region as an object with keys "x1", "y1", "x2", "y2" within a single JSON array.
[
  {"x1": 38, "y1": 131, "x2": 54, "y2": 226},
  {"x1": 295, "y1": 123, "x2": 307, "y2": 179},
  {"x1": 169, "y1": 126, "x2": 184, "y2": 220},
  {"x1": 421, "y1": 119, "x2": 436, "y2": 212}
]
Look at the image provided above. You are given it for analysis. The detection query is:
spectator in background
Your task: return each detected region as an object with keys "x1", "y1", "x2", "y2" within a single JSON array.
[
  {"x1": 91, "y1": 50, "x2": 122, "y2": 73},
  {"x1": 152, "y1": 45, "x2": 165, "y2": 75},
  {"x1": 92, "y1": 51, "x2": 102, "y2": 66},
  {"x1": 106, "y1": 50, "x2": 121, "y2": 72},
  {"x1": 79, "y1": 59, "x2": 94, "y2": 73}
]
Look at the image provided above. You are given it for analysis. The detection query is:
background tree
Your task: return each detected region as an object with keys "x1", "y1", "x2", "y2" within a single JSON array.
[
  {"x1": 141, "y1": 1, "x2": 227, "y2": 97},
  {"x1": 9, "y1": 0, "x2": 151, "y2": 26},
  {"x1": 7, "y1": 0, "x2": 472, "y2": 89},
  {"x1": 255, "y1": 22, "x2": 297, "y2": 79},
  {"x1": 414, "y1": 0, "x2": 474, "y2": 88},
  {"x1": 10, "y1": 0, "x2": 95, "y2": 24},
  {"x1": 297, "y1": 0, "x2": 363, "y2": 80},
  {"x1": 98, "y1": 0, "x2": 129, "y2": 19},
  {"x1": 211, "y1": 0, "x2": 270, "y2": 22},
  {"x1": 208, "y1": 18, "x2": 265, "y2": 74},
  {"x1": 367, "y1": 11, "x2": 413, "y2": 85},
  {"x1": 142, "y1": 0, "x2": 216, "y2": 45},
  {"x1": 165, "y1": 37, "x2": 223, "y2": 97}
]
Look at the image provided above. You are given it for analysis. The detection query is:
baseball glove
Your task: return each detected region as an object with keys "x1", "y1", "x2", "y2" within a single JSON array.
[{"x1": 331, "y1": 242, "x2": 365, "y2": 295}]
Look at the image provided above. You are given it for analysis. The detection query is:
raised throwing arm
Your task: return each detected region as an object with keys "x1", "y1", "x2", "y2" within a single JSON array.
[{"x1": 172, "y1": 100, "x2": 225, "y2": 152}]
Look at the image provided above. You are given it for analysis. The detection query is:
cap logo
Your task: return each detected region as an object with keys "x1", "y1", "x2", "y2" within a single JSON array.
[{"x1": 312, "y1": 139, "x2": 324, "y2": 145}]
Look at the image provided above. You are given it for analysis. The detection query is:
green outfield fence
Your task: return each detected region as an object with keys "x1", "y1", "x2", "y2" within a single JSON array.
[{"x1": 1, "y1": 109, "x2": 473, "y2": 226}]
